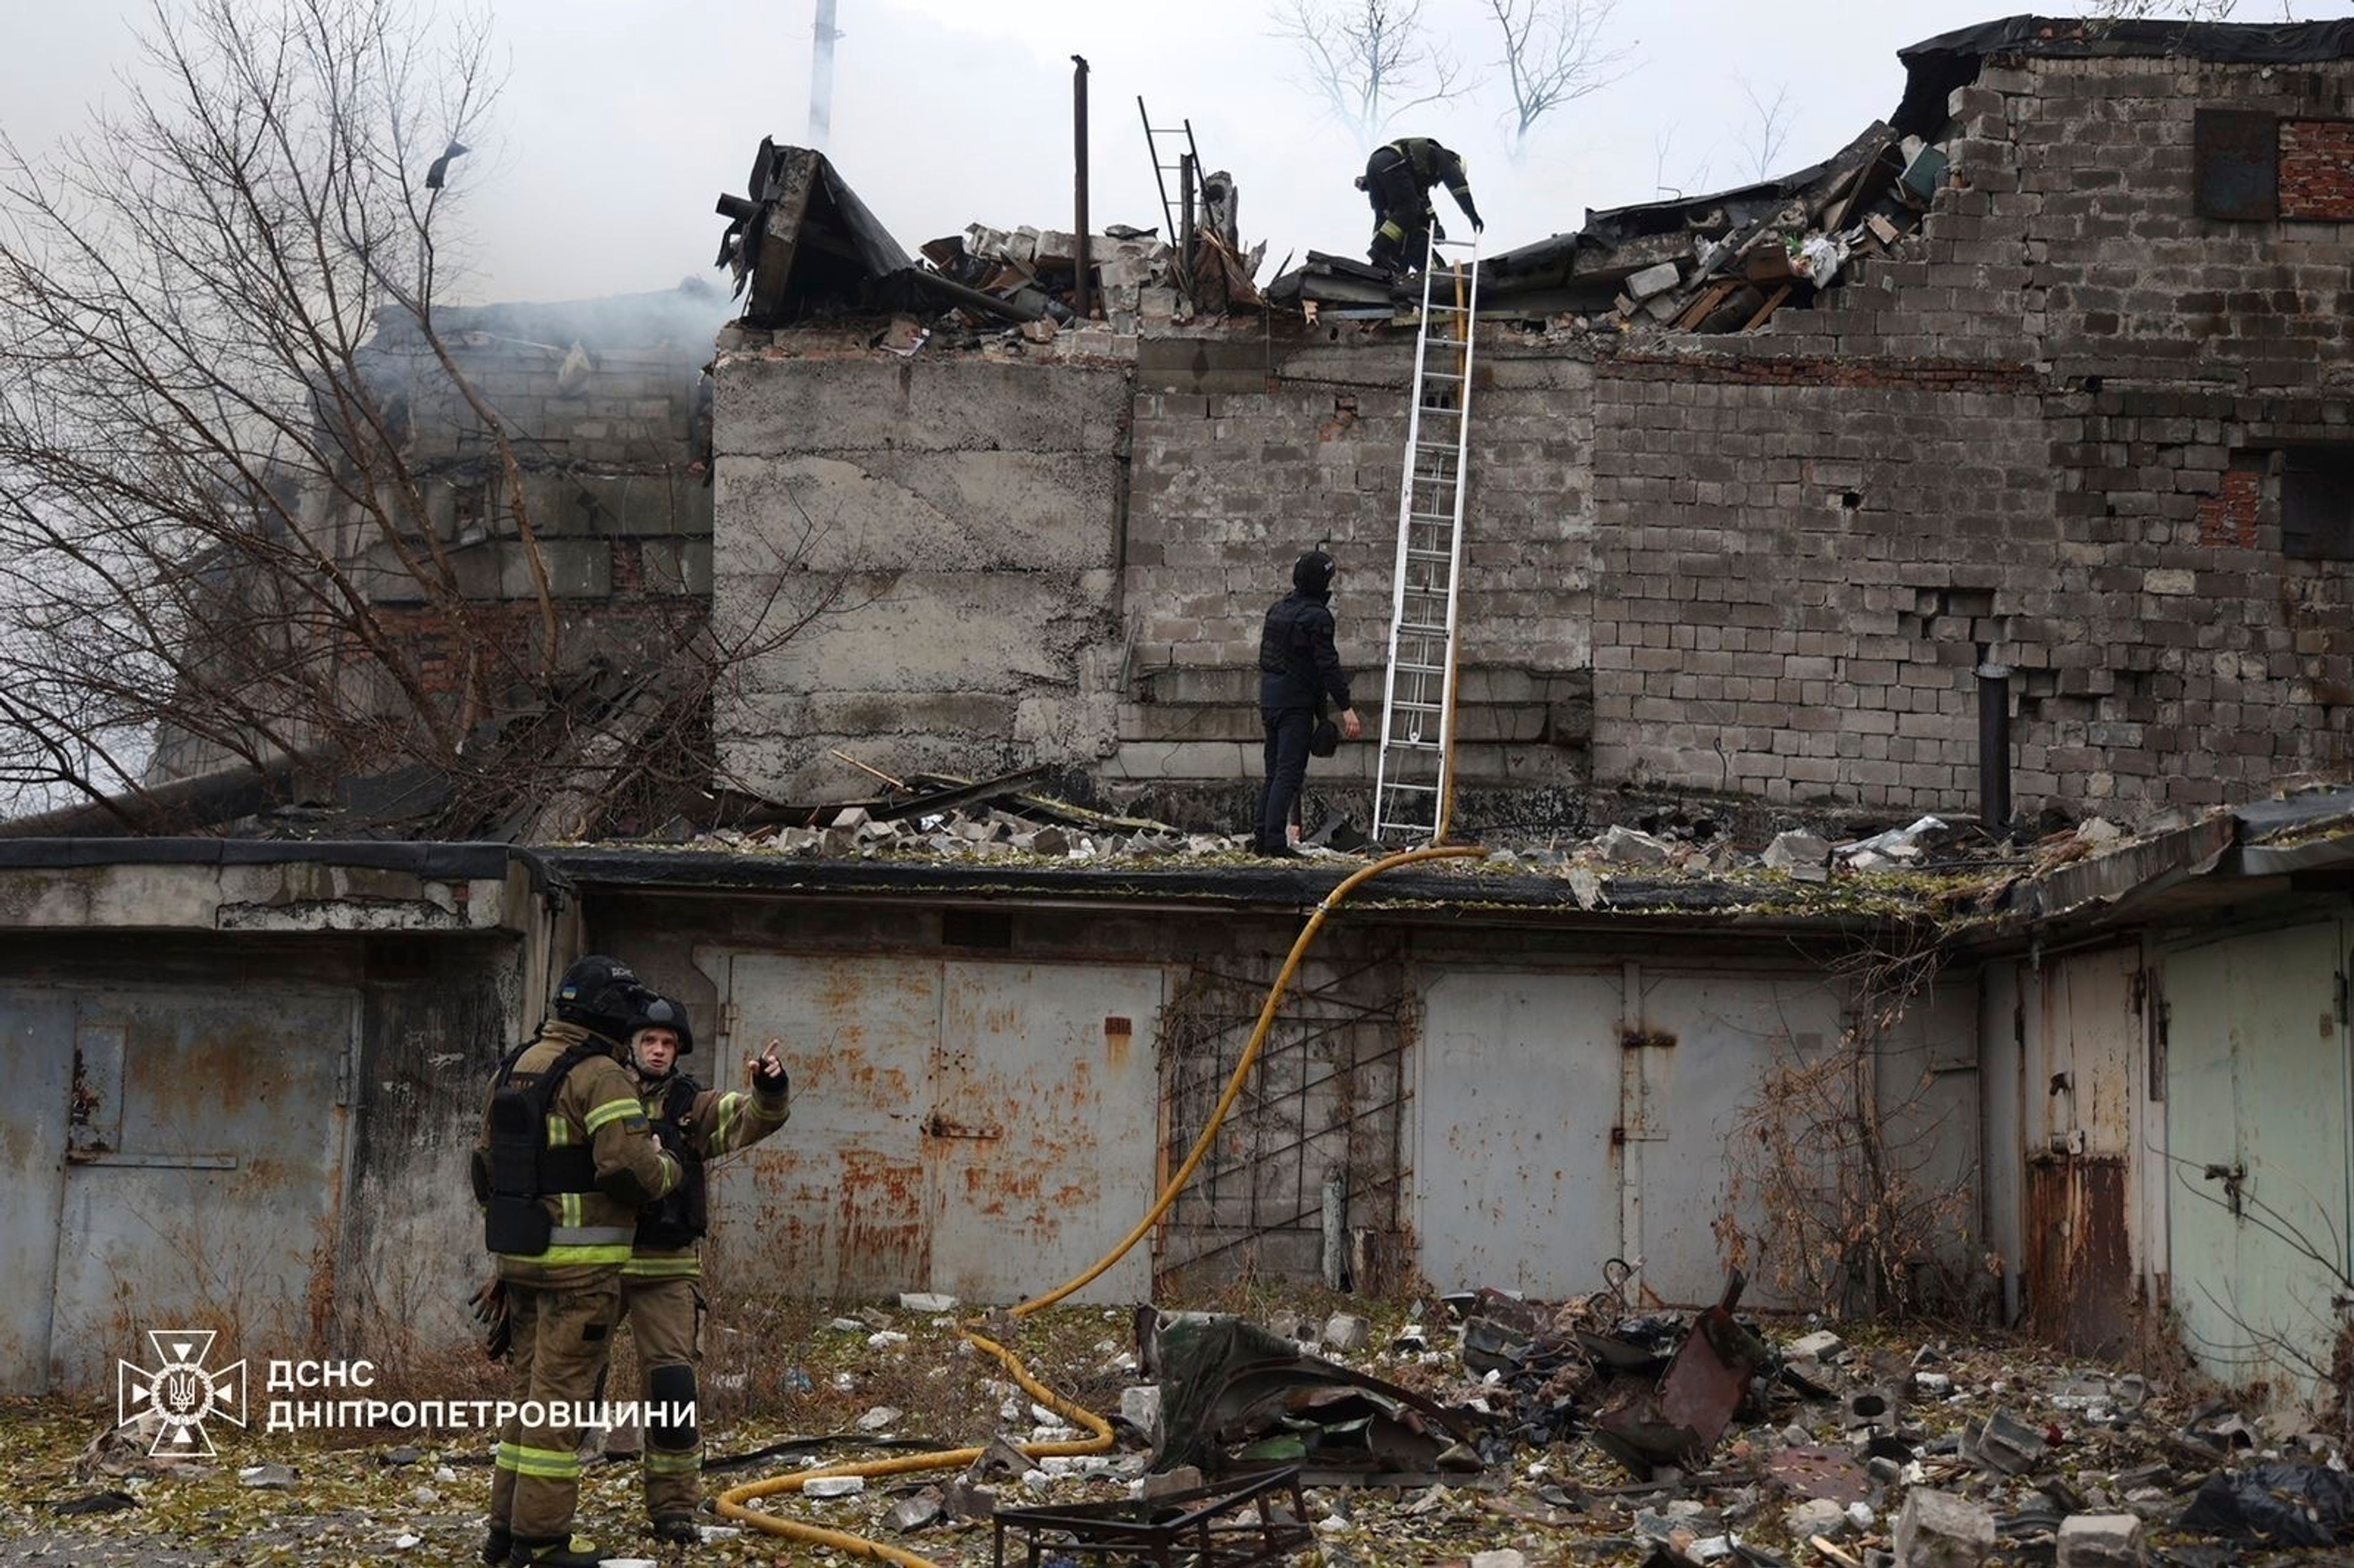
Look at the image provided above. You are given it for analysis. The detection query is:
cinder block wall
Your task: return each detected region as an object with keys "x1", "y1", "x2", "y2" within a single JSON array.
[
  {"x1": 715, "y1": 353, "x2": 1135, "y2": 800},
  {"x1": 712, "y1": 52, "x2": 2354, "y2": 821},
  {"x1": 1591, "y1": 53, "x2": 2354, "y2": 813}
]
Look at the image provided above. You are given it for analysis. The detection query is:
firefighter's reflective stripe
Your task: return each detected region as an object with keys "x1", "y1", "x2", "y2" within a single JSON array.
[
  {"x1": 547, "y1": 1225, "x2": 635, "y2": 1247},
  {"x1": 582, "y1": 1097, "x2": 642, "y2": 1134},
  {"x1": 497, "y1": 1241, "x2": 635, "y2": 1266},
  {"x1": 646, "y1": 1448, "x2": 701, "y2": 1474},
  {"x1": 545, "y1": 1116, "x2": 574, "y2": 1146},
  {"x1": 497, "y1": 1441, "x2": 584, "y2": 1480},
  {"x1": 622, "y1": 1254, "x2": 703, "y2": 1279}
]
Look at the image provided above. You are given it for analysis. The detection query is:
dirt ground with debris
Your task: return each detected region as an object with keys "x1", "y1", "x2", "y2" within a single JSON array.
[{"x1": 0, "y1": 1288, "x2": 2342, "y2": 1567}]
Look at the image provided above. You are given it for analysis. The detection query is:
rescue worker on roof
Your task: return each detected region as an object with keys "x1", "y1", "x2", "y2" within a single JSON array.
[
  {"x1": 1357, "y1": 135, "x2": 1484, "y2": 276},
  {"x1": 614, "y1": 995, "x2": 792, "y2": 1543},
  {"x1": 473, "y1": 956, "x2": 680, "y2": 1568}
]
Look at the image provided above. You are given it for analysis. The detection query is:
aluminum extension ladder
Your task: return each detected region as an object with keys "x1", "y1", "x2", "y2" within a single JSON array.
[{"x1": 1373, "y1": 231, "x2": 1479, "y2": 844}]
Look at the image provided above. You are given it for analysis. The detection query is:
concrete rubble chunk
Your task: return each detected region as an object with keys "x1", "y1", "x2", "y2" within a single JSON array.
[
  {"x1": 1625, "y1": 261, "x2": 1683, "y2": 299},
  {"x1": 888, "y1": 1489, "x2": 945, "y2": 1532},
  {"x1": 942, "y1": 1479, "x2": 997, "y2": 1520},
  {"x1": 856, "y1": 1404, "x2": 904, "y2": 1432},
  {"x1": 803, "y1": 1475, "x2": 866, "y2": 1498},
  {"x1": 1143, "y1": 1464, "x2": 1203, "y2": 1499},
  {"x1": 1119, "y1": 1384, "x2": 1164, "y2": 1444},
  {"x1": 238, "y1": 1464, "x2": 296, "y2": 1490},
  {"x1": 1471, "y1": 1553, "x2": 1528, "y2": 1568},
  {"x1": 1788, "y1": 1328, "x2": 1846, "y2": 1361},
  {"x1": 1895, "y1": 1488, "x2": 1995, "y2": 1568},
  {"x1": 830, "y1": 805, "x2": 871, "y2": 829},
  {"x1": 1970, "y1": 1408, "x2": 2047, "y2": 1474},
  {"x1": 1027, "y1": 826, "x2": 1071, "y2": 856},
  {"x1": 2055, "y1": 1513, "x2": 2146, "y2": 1567},
  {"x1": 899, "y1": 1292, "x2": 959, "y2": 1312},
  {"x1": 1786, "y1": 1498, "x2": 1849, "y2": 1538},
  {"x1": 1321, "y1": 1312, "x2": 1372, "y2": 1353},
  {"x1": 1598, "y1": 824, "x2": 1674, "y2": 866},
  {"x1": 1763, "y1": 831, "x2": 1833, "y2": 880}
]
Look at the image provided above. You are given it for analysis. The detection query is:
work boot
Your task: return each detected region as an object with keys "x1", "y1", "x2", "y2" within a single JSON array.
[
  {"x1": 650, "y1": 1513, "x2": 699, "y2": 1545},
  {"x1": 479, "y1": 1524, "x2": 511, "y2": 1566},
  {"x1": 509, "y1": 1535, "x2": 604, "y2": 1567},
  {"x1": 1253, "y1": 839, "x2": 1303, "y2": 859}
]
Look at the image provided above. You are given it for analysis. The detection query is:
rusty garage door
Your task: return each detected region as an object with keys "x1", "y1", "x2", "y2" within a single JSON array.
[
  {"x1": 0, "y1": 984, "x2": 358, "y2": 1393},
  {"x1": 715, "y1": 954, "x2": 1165, "y2": 1303},
  {"x1": 2165, "y1": 920, "x2": 2352, "y2": 1391},
  {"x1": 2027, "y1": 945, "x2": 2143, "y2": 1358}
]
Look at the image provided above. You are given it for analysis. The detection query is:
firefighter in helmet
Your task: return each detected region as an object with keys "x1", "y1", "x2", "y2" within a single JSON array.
[
  {"x1": 474, "y1": 955, "x2": 680, "y2": 1568},
  {"x1": 616, "y1": 995, "x2": 791, "y2": 1542},
  {"x1": 1357, "y1": 135, "x2": 1484, "y2": 275}
]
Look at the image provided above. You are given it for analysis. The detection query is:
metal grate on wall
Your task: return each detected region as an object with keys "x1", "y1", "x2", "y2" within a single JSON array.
[{"x1": 1152, "y1": 953, "x2": 1411, "y2": 1292}]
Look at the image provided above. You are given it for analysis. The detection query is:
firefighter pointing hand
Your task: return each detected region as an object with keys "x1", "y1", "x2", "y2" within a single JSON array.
[{"x1": 612, "y1": 1003, "x2": 793, "y2": 1543}]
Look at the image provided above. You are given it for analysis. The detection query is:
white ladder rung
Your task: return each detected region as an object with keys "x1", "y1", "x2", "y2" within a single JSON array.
[{"x1": 1375, "y1": 229, "x2": 1478, "y2": 845}]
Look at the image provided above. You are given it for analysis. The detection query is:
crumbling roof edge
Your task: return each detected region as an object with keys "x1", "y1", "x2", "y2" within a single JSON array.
[{"x1": 546, "y1": 845, "x2": 1936, "y2": 932}]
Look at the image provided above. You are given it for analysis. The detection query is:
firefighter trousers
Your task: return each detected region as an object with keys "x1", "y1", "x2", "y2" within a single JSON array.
[
  {"x1": 489, "y1": 1274, "x2": 622, "y2": 1542},
  {"x1": 619, "y1": 1273, "x2": 706, "y2": 1520}
]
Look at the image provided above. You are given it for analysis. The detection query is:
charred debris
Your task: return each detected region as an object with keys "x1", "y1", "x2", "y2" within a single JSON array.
[{"x1": 709, "y1": 105, "x2": 1959, "y2": 349}]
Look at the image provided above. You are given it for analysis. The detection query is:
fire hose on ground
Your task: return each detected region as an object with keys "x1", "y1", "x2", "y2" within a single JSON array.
[{"x1": 716, "y1": 842, "x2": 1485, "y2": 1566}]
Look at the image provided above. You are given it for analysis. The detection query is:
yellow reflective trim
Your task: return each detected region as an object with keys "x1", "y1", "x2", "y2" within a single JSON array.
[
  {"x1": 497, "y1": 1244, "x2": 633, "y2": 1266},
  {"x1": 545, "y1": 1116, "x2": 573, "y2": 1147},
  {"x1": 645, "y1": 1449, "x2": 701, "y2": 1474},
  {"x1": 714, "y1": 1094, "x2": 742, "y2": 1152},
  {"x1": 560, "y1": 1191, "x2": 582, "y2": 1231},
  {"x1": 584, "y1": 1097, "x2": 641, "y2": 1133},
  {"x1": 497, "y1": 1442, "x2": 584, "y2": 1479},
  {"x1": 623, "y1": 1255, "x2": 703, "y2": 1279}
]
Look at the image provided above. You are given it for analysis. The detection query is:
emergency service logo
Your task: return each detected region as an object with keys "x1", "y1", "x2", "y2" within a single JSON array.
[{"x1": 118, "y1": 1330, "x2": 247, "y2": 1456}]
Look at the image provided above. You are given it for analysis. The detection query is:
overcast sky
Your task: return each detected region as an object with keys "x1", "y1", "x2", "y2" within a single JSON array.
[{"x1": 1, "y1": 1, "x2": 2337, "y2": 306}]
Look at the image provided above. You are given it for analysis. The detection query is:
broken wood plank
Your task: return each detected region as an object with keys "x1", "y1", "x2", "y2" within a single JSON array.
[
  {"x1": 1742, "y1": 283, "x2": 1794, "y2": 332},
  {"x1": 1673, "y1": 280, "x2": 1742, "y2": 331}
]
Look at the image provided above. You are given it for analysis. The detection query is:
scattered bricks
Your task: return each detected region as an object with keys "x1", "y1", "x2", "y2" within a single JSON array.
[
  {"x1": 2056, "y1": 1513, "x2": 2146, "y2": 1567},
  {"x1": 830, "y1": 805, "x2": 871, "y2": 829},
  {"x1": 1894, "y1": 1489, "x2": 1996, "y2": 1568},
  {"x1": 899, "y1": 1292, "x2": 958, "y2": 1312}
]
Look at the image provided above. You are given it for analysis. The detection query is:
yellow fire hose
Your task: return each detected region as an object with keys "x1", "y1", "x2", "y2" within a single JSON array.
[{"x1": 717, "y1": 842, "x2": 1485, "y2": 1563}]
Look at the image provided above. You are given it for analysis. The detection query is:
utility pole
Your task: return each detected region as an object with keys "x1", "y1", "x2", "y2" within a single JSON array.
[{"x1": 809, "y1": 0, "x2": 840, "y2": 150}]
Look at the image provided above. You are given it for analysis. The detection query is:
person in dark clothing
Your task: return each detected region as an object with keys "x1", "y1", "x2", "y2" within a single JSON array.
[
  {"x1": 1357, "y1": 136, "x2": 1483, "y2": 276},
  {"x1": 1255, "y1": 550, "x2": 1362, "y2": 857}
]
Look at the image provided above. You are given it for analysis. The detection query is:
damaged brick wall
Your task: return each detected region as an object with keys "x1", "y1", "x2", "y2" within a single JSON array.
[
  {"x1": 1590, "y1": 51, "x2": 2354, "y2": 814},
  {"x1": 1115, "y1": 336, "x2": 1593, "y2": 824}
]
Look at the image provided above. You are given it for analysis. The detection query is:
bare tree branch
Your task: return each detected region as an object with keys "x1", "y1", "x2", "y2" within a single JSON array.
[
  {"x1": 1269, "y1": 0, "x2": 1471, "y2": 147},
  {"x1": 1485, "y1": 0, "x2": 1635, "y2": 159},
  {"x1": 1737, "y1": 77, "x2": 1793, "y2": 184}
]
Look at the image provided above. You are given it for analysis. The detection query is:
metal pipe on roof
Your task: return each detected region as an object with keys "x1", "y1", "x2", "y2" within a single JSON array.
[
  {"x1": 1073, "y1": 56, "x2": 1092, "y2": 322},
  {"x1": 1978, "y1": 662, "x2": 2014, "y2": 838}
]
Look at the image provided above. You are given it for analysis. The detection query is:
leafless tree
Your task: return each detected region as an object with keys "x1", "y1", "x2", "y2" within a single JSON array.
[
  {"x1": 2084, "y1": 0, "x2": 2242, "y2": 19},
  {"x1": 1738, "y1": 77, "x2": 1794, "y2": 184},
  {"x1": 1484, "y1": 0, "x2": 1634, "y2": 160},
  {"x1": 1651, "y1": 126, "x2": 1713, "y2": 201},
  {"x1": 1270, "y1": 0, "x2": 1469, "y2": 148},
  {"x1": 0, "y1": 0, "x2": 806, "y2": 837}
]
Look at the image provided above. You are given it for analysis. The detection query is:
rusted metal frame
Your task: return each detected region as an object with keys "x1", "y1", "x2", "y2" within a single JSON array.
[{"x1": 991, "y1": 1467, "x2": 1310, "y2": 1568}]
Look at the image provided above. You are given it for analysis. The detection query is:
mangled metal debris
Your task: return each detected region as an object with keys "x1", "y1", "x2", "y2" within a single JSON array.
[{"x1": 990, "y1": 1466, "x2": 1313, "y2": 1567}]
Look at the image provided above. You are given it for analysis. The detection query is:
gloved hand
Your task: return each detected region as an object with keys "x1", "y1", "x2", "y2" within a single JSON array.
[
  {"x1": 468, "y1": 1276, "x2": 511, "y2": 1362},
  {"x1": 748, "y1": 1037, "x2": 789, "y2": 1096},
  {"x1": 1471, "y1": 215, "x2": 1486, "y2": 235}
]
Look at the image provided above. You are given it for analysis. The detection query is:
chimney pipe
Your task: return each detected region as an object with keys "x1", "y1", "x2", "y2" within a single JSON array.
[
  {"x1": 1073, "y1": 56, "x2": 1092, "y2": 322},
  {"x1": 809, "y1": 0, "x2": 840, "y2": 150},
  {"x1": 1977, "y1": 661, "x2": 2013, "y2": 837}
]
